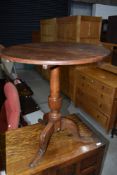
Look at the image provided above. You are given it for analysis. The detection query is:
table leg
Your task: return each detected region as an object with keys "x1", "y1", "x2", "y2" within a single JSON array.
[
  {"x1": 29, "y1": 122, "x2": 54, "y2": 168},
  {"x1": 30, "y1": 66, "x2": 80, "y2": 168}
]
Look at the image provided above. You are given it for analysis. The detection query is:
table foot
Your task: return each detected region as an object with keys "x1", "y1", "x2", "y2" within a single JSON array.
[{"x1": 29, "y1": 122, "x2": 54, "y2": 168}]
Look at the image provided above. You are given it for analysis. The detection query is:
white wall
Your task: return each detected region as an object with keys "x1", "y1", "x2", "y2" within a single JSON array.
[
  {"x1": 92, "y1": 4, "x2": 117, "y2": 19},
  {"x1": 71, "y1": 2, "x2": 92, "y2": 16}
]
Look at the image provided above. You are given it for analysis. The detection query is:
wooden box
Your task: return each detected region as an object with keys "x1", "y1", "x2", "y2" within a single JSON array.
[
  {"x1": 57, "y1": 16, "x2": 102, "y2": 44},
  {"x1": 40, "y1": 16, "x2": 102, "y2": 44},
  {"x1": 75, "y1": 66, "x2": 117, "y2": 132},
  {"x1": 79, "y1": 16, "x2": 102, "y2": 44},
  {"x1": 0, "y1": 114, "x2": 107, "y2": 175}
]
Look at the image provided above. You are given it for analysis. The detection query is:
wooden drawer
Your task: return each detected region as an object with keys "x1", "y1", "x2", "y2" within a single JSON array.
[
  {"x1": 76, "y1": 73, "x2": 115, "y2": 116},
  {"x1": 76, "y1": 86, "x2": 114, "y2": 117},
  {"x1": 81, "y1": 154, "x2": 97, "y2": 170},
  {"x1": 76, "y1": 72, "x2": 115, "y2": 98},
  {"x1": 77, "y1": 78, "x2": 114, "y2": 105},
  {"x1": 57, "y1": 164, "x2": 75, "y2": 175},
  {"x1": 76, "y1": 94, "x2": 109, "y2": 129}
]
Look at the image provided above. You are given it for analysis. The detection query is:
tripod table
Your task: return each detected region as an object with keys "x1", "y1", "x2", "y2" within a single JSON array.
[{"x1": 2, "y1": 42, "x2": 110, "y2": 168}]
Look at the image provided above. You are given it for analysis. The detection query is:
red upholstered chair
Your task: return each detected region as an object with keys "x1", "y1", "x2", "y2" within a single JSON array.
[{"x1": 0, "y1": 82, "x2": 21, "y2": 132}]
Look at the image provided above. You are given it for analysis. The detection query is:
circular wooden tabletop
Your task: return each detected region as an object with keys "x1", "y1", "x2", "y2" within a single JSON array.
[{"x1": 2, "y1": 42, "x2": 110, "y2": 66}]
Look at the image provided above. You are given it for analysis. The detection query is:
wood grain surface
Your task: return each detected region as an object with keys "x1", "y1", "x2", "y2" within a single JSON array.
[
  {"x1": 97, "y1": 62, "x2": 117, "y2": 74},
  {"x1": 0, "y1": 114, "x2": 106, "y2": 175},
  {"x1": 75, "y1": 66, "x2": 117, "y2": 132},
  {"x1": 2, "y1": 42, "x2": 110, "y2": 66}
]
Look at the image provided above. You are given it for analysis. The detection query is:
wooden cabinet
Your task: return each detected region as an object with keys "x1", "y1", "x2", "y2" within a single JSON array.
[
  {"x1": 74, "y1": 66, "x2": 117, "y2": 132},
  {"x1": 57, "y1": 16, "x2": 102, "y2": 44},
  {"x1": 57, "y1": 16, "x2": 80, "y2": 42},
  {"x1": 40, "y1": 18, "x2": 57, "y2": 42},
  {"x1": 40, "y1": 16, "x2": 102, "y2": 44},
  {"x1": 0, "y1": 114, "x2": 107, "y2": 175}
]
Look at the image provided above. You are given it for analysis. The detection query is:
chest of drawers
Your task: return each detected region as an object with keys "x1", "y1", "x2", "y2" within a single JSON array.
[{"x1": 75, "y1": 66, "x2": 117, "y2": 132}]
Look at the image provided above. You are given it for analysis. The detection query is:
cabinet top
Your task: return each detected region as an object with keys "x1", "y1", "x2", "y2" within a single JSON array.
[
  {"x1": 2, "y1": 42, "x2": 110, "y2": 66},
  {"x1": 76, "y1": 66, "x2": 117, "y2": 89}
]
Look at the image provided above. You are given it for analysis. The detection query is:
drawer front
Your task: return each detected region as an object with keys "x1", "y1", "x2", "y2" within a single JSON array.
[
  {"x1": 81, "y1": 154, "x2": 97, "y2": 170},
  {"x1": 77, "y1": 87, "x2": 113, "y2": 116},
  {"x1": 76, "y1": 73, "x2": 115, "y2": 116},
  {"x1": 76, "y1": 94, "x2": 109, "y2": 130},
  {"x1": 77, "y1": 73, "x2": 115, "y2": 98},
  {"x1": 57, "y1": 164, "x2": 75, "y2": 175},
  {"x1": 77, "y1": 82, "x2": 113, "y2": 105}
]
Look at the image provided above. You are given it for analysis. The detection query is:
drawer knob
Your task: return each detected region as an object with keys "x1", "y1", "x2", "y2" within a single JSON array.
[{"x1": 99, "y1": 104, "x2": 102, "y2": 108}]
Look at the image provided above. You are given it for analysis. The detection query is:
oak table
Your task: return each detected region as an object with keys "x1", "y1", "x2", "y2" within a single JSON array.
[{"x1": 2, "y1": 42, "x2": 110, "y2": 168}]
